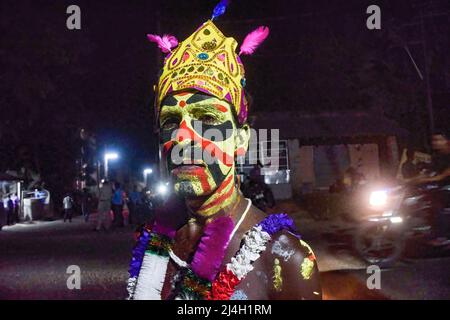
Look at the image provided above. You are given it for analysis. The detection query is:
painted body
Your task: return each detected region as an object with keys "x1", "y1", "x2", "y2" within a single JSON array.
[{"x1": 156, "y1": 90, "x2": 322, "y2": 300}]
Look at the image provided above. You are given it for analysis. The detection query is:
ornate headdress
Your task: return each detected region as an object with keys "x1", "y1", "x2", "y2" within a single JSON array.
[{"x1": 148, "y1": 0, "x2": 269, "y2": 125}]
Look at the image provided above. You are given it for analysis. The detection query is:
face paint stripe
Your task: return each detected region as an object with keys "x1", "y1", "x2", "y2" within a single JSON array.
[
  {"x1": 300, "y1": 257, "x2": 315, "y2": 280},
  {"x1": 175, "y1": 120, "x2": 195, "y2": 142},
  {"x1": 185, "y1": 93, "x2": 214, "y2": 104},
  {"x1": 163, "y1": 141, "x2": 174, "y2": 154},
  {"x1": 178, "y1": 123, "x2": 234, "y2": 167},
  {"x1": 273, "y1": 258, "x2": 283, "y2": 292},
  {"x1": 236, "y1": 147, "x2": 246, "y2": 157},
  {"x1": 199, "y1": 182, "x2": 234, "y2": 212},
  {"x1": 200, "y1": 140, "x2": 234, "y2": 167},
  {"x1": 176, "y1": 91, "x2": 192, "y2": 96},
  {"x1": 195, "y1": 169, "x2": 212, "y2": 192},
  {"x1": 175, "y1": 172, "x2": 211, "y2": 193},
  {"x1": 213, "y1": 104, "x2": 228, "y2": 112},
  {"x1": 161, "y1": 95, "x2": 178, "y2": 106},
  {"x1": 191, "y1": 120, "x2": 234, "y2": 141},
  {"x1": 213, "y1": 175, "x2": 233, "y2": 195}
]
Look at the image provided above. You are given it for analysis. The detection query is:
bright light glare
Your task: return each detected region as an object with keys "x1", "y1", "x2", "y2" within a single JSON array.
[
  {"x1": 143, "y1": 168, "x2": 153, "y2": 175},
  {"x1": 369, "y1": 190, "x2": 388, "y2": 207},
  {"x1": 390, "y1": 217, "x2": 403, "y2": 224},
  {"x1": 104, "y1": 152, "x2": 119, "y2": 160},
  {"x1": 157, "y1": 184, "x2": 168, "y2": 195}
]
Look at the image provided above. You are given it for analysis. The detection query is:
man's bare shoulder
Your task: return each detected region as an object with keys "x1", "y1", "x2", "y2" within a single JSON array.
[{"x1": 260, "y1": 230, "x2": 322, "y2": 300}]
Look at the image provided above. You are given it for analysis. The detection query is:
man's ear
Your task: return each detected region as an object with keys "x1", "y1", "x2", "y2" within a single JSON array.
[{"x1": 235, "y1": 124, "x2": 250, "y2": 157}]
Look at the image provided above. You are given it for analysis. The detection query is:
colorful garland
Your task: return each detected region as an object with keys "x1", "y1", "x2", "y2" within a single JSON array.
[
  {"x1": 126, "y1": 225, "x2": 152, "y2": 300},
  {"x1": 206, "y1": 214, "x2": 299, "y2": 300},
  {"x1": 126, "y1": 213, "x2": 299, "y2": 300}
]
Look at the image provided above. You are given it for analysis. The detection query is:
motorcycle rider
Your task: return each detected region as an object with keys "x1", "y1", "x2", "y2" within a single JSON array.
[
  {"x1": 246, "y1": 161, "x2": 275, "y2": 210},
  {"x1": 410, "y1": 130, "x2": 450, "y2": 246},
  {"x1": 249, "y1": 161, "x2": 265, "y2": 185},
  {"x1": 401, "y1": 148, "x2": 421, "y2": 180}
]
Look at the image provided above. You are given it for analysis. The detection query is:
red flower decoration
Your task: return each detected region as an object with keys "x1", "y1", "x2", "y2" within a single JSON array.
[{"x1": 206, "y1": 268, "x2": 240, "y2": 300}]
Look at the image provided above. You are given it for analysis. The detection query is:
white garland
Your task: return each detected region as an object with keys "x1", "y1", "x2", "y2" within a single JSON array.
[
  {"x1": 226, "y1": 226, "x2": 271, "y2": 280},
  {"x1": 168, "y1": 249, "x2": 189, "y2": 268},
  {"x1": 133, "y1": 252, "x2": 170, "y2": 300},
  {"x1": 126, "y1": 277, "x2": 137, "y2": 300}
]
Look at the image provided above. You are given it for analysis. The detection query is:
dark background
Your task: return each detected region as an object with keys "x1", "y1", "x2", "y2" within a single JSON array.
[{"x1": 1, "y1": 0, "x2": 449, "y2": 192}]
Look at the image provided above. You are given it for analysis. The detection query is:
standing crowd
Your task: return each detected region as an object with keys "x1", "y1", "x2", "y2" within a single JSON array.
[{"x1": 62, "y1": 181, "x2": 154, "y2": 232}]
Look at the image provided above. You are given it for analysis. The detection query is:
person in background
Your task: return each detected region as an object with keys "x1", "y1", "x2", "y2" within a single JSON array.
[
  {"x1": 11, "y1": 193, "x2": 19, "y2": 223},
  {"x1": 343, "y1": 167, "x2": 366, "y2": 192},
  {"x1": 410, "y1": 131, "x2": 450, "y2": 246},
  {"x1": 401, "y1": 149, "x2": 420, "y2": 180},
  {"x1": 128, "y1": 185, "x2": 142, "y2": 225},
  {"x1": 249, "y1": 160, "x2": 264, "y2": 185},
  {"x1": 81, "y1": 188, "x2": 91, "y2": 222},
  {"x1": 23, "y1": 197, "x2": 32, "y2": 223},
  {"x1": 6, "y1": 195, "x2": 14, "y2": 225},
  {"x1": 112, "y1": 182, "x2": 124, "y2": 228},
  {"x1": 63, "y1": 193, "x2": 74, "y2": 223},
  {"x1": 122, "y1": 190, "x2": 130, "y2": 226},
  {"x1": 96, "y1": 180, "x2": 113, "y2": 232}
]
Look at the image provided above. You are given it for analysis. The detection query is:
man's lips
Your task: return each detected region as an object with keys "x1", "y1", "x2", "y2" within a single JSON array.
[{"x1": 171, "y1": 164, "x2": 206, "y2": 175}]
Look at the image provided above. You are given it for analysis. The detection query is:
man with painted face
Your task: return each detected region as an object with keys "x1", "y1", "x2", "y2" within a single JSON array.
[{"x1": 127, "y1": 6, "x2": 322, "y2": 300}]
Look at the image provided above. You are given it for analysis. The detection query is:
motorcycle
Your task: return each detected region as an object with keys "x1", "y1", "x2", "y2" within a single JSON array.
[{"x1": 353, "y1": 182, "x2": 450, "y2": 267}]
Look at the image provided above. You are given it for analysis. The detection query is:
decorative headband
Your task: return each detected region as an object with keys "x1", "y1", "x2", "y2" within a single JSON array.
[{"x1": 147, "y1": 0, "x2": 269, "y2": 125}]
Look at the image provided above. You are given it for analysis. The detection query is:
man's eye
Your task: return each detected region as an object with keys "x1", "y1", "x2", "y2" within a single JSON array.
[{"x1": 198, "y1": 114, "x2": 219, "y2": 125}]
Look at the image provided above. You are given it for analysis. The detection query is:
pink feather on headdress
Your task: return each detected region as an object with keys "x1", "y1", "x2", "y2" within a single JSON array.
[
  {"x1": 146, "y1": 34, "x2": 178, "y2": 53},
  {"x1": 239, "y1": 26, "x2": 270, "y2": 56}
]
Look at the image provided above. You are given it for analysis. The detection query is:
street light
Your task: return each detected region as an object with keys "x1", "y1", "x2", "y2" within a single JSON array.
[
  {"x1": 157, "y1": 183, "x2": 168, "y2": 195},
  {"x1": 143, "y1": 168, "x2": 153, "y2": 187},
  {"x1": 104, "y1": 152, "x2": 118, "y2": 180}
]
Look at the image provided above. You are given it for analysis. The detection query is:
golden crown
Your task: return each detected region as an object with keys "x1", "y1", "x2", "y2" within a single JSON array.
[
  {"x1": 157, "y1": 21, "x2": 248, "y2": 124},
  {"x1": 148, "y1": 2, "x2": 269, "y2": 125}
]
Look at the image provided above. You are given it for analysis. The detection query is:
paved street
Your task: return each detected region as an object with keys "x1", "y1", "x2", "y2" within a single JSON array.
[
  {"x1": 298, "y1": 217, "x2": 450, "y2": 299},
  {"x1": 0, "y1": 216, "x2": 133, "y2": 299},
  {"x1": 0, "y1": 213, "x2": 449, "y2": 299}
]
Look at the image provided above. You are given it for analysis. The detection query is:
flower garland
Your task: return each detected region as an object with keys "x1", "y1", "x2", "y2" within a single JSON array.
[
  {"x1": 206, "y1": 214, "x2": 300, "y2": 300},
  {"x1": 126, "y1": 213, "x2": 299, "y2": 300},
  {"x1": 127, "y1": 222, "x2": 176, "y2": 300},
  {"x1": 133, "y1": 230, "x2": 174, "y2": 300},
  {"x1": 126, "y1": 225, "x2": 152, "y2": 300},
  {"x1": 190, "y1": 216, "x2": 235, "y2": 281}
]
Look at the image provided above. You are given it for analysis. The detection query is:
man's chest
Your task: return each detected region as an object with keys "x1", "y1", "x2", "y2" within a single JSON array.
[{"x1": 160, "y1": 230, "x2": 270, "y2": 300}]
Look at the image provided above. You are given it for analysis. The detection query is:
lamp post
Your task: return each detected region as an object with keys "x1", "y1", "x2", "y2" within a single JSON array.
[
  {"x1": 104, "y1": 152, "x2": 118, "y2": 180},
  {"x1": 143, "y1": 168, "x2": 153, "y2": 188}
]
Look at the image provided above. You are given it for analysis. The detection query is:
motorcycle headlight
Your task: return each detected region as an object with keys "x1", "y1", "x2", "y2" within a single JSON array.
[{"x1": 369, "y1": 190, "x2": 388, "y2": 207}]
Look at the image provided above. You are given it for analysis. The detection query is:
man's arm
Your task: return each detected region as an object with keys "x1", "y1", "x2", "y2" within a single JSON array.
[
  {"x1": 265, "y1": 231, "x2": 322, "y2": 300},
  {"x1": 411, "y1": 167, "x2": 450, "y2": 184},
  {"x1": 426, "y1": 167, "x2": 450, "y2": 183}
]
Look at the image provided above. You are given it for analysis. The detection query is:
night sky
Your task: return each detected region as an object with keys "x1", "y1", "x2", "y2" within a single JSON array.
[{"x1": 1, "y1": 0, "x2": 449, "y2": 188}]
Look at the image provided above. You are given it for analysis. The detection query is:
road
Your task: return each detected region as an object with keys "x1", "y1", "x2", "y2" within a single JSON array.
[
  {"x1": 0, "y1": 217, "x2": 132, "y2": 299},
  {"x1": 0, "y1": 214, "x2": 449, "y2": 299},
  {"x1": 298, "y1": 217, "x2": 450, "y2": 299}
]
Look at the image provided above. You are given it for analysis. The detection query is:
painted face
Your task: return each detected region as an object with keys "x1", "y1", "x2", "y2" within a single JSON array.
[{"x1": 159, "y1": 91, "x2": 248, "y2": 214}]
